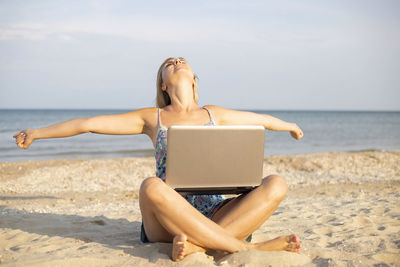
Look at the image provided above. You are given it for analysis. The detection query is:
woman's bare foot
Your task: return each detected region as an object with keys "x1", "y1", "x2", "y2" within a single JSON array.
[
  {"x1": 172, "y1": 234, "x2": 206, "y2": 261},
  {"x1": 255, "y1": 234, "x2": 301, "y2": 253}
]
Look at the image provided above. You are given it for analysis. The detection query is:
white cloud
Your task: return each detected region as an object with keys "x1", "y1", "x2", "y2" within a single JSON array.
[
  {"x1": 0, "y1": 13, "x2": 336, "y2": 46},
  {"x1": 0, "y1": 22, "x2": 48, "y2": 40},
  {"x1": 0, "y1": 16, "x2": 261, "y2": 44}
]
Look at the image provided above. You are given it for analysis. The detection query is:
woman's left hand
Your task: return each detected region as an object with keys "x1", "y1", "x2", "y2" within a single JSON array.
[{"x1": 290, "y1": 124, "x2": 303, "y2": 140}]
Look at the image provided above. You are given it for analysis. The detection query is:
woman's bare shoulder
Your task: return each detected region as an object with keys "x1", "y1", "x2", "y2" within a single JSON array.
[
  {"x1": 126, "y1": 107, "x2": 157, "y2": 113},
  {"x1": 123, "y1": 107, "x2": 158, "y2": 136},
  {"x1": 203, "y1": 105, "x2": 238, "y2": 115},
  {"x1": 113, "y1": 107, "x2": 158, "y2": 129},
  {"x1": 203, "y1": 105, "x2": 262, "y2": 125},
  {"x1": 130, "y1": 107, "x2": 158, "y2": 123},
  {"x1": 203, "y1": 105, "x2": 230, "y2": 112},
  {"x1": 122, "y1": 107, "x2": 157, "y2": 118},
  {"x1": 203, "y1": 105, "x2": 235, "y2": 124}
]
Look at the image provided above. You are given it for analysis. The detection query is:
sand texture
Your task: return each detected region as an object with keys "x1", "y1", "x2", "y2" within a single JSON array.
[{"x1": 0, "y1": 151, "x2": 399, "y2": 266}]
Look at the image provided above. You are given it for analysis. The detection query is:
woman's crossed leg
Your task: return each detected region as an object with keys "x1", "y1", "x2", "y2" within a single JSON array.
[{"x1": 139, "y1": 175, "x2": 301, "y2": 261}]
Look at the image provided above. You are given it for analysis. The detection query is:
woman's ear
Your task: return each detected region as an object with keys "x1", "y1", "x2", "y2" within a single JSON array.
[{"x1": 162, "y1": 84, "x2": 168, "y2": 92}]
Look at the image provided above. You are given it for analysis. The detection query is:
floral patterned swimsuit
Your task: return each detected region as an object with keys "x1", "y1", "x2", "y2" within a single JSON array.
[{"x1": 155, "y1": 107, "x2": 226, "y2": 219}]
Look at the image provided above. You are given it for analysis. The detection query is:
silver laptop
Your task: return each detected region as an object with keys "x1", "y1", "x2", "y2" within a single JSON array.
[{"x1": 165, "y1": 125, "x2": 265, "y2": 194}]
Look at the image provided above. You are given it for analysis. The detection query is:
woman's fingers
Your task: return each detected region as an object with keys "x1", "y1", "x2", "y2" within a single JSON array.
[
  {"x1": 290, "y1": 130, "x2": 303, "y2": 140},
  {"x1": 290, "y1": 125, "x2": 303, "y2": 140},
  {"x1": 16, "y1": 137, "x2": 25, "y2": 148},
  {"x1": 297, "y1": 129, "x2": 303, "y2": 139},
  {"x1": 13, "y1": 131, "x2": 29, "y2": 149},
  {"x1": 14, "y1": 132, "x2": 24, "y2": 143}
]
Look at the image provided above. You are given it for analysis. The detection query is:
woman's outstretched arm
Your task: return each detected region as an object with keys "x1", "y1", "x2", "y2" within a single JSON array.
[
  {"x1": 13, "y1": 108, "x2": 155, "y2": 149},
  {"x1": 205, "y1": 105, "x2": 303, "y2": 140}
]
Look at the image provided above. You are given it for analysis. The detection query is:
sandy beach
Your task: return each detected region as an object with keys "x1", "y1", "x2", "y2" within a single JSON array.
[{"x1": 0, "y1": 151, "x2": 399, "y2": 266}]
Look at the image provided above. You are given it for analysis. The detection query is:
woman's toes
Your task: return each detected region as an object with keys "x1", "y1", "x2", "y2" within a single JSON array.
[
  {"x1": 289, "y1": 234, "x2": 298, "y2": 243},
  {"x1": 286, "y1": 243, "x2": 297, "y2": 252},
  {"x1": 172, "y1": 234, "x2": 188, "y2": 261},
  {"x1": 285, "y1": 234, "x2": 301, "y2": 252},
  {"x1": 290, "y1": 235, "x2": 301, "y2": 246}
]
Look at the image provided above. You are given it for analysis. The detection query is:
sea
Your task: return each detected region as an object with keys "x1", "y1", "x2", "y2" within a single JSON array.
[{"x1": 1, "y1": 109, "x2": 399, "y2": 162}]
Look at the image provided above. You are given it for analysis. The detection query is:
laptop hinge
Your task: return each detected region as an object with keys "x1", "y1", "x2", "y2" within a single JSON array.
[{"x1": 174, "y1": 187, "x2": 257, "y2": 195}]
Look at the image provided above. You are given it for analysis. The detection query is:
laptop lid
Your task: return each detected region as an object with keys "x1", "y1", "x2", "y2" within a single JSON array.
[{"x1": 165, "y1": 125, "x2": 265, "y2": 194}]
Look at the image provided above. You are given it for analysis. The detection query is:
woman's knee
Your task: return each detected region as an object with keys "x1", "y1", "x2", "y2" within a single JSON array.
[
  {"x1": 261, "y1": 174, "x2": 288, "y2": 201},
  {"x1": 139, "y1": 177, "x2": 166, "y2": 203}
]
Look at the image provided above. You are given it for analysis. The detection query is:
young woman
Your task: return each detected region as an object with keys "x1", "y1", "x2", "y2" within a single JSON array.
[{"x1": 14, "y1": 57, "x2": 303, "y2": 261}]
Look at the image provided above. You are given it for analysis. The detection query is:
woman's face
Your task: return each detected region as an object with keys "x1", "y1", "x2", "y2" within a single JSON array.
[{"x1": 161, "y1": 57, "x2": 194, "y2": 87}]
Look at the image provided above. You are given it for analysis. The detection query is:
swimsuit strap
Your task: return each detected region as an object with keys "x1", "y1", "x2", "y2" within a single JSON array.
[
  {"x1": 203, "y1": 106, "x2": 216, "y2": 125},
  {"x1": 157, "y1": 108, "x2": 166, "y2": 129}
]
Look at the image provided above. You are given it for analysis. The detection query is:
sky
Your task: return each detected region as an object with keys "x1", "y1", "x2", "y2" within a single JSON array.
[{"x1": 0, "y1": 0, "x2": 399, "y2": 111}]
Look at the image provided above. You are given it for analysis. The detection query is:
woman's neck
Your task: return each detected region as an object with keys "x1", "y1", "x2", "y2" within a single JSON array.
[
  {"x1": 166, "y1": 81, "x2": 198, "y2": 112},
  {"x1": 168, "y1": 97, "x2": 198, "y2": 112}
]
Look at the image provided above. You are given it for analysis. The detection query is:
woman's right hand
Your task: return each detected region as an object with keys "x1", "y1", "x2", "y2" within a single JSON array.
[
  {"x1": 13, "y1": 129, "x2": 35, "y2": 149},
  {"x1": 290, "y1": 124, "x2": 304, "y2": 140}
]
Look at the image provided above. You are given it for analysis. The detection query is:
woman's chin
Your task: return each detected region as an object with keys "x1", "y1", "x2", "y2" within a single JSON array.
[{"x1": 172, "y1": 69, "x2": 194, "y2": 79}]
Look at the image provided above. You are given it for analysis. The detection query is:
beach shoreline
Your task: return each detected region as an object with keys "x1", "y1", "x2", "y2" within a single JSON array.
[{"x1": 1, "y1": 151, "x2": 399, "y2": 266}]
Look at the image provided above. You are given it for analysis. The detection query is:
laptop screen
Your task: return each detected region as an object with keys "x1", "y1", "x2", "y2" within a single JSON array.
[{"x1": 165, "y1": 125, "x2": 265, "y2": 194}]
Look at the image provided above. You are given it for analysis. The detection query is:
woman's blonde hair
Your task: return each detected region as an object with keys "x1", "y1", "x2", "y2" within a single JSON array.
[{"x1": 156, "y1": 57, "x2": 198, "y2": 108}]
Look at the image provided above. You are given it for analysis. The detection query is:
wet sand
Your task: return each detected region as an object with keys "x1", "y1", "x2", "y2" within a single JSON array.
[{"x1": 0, "y1": 151, "x2": 399, "y2": 266}]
